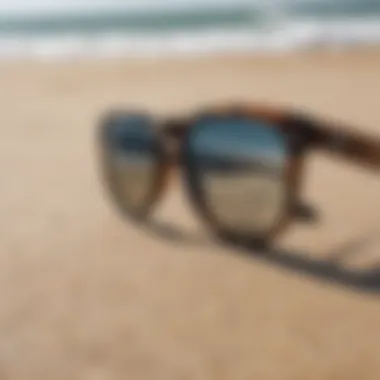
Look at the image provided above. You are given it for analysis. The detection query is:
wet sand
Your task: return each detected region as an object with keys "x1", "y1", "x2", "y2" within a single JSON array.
[{"x1": 1, "y1": 50, "x2": 380, "y2": 379}]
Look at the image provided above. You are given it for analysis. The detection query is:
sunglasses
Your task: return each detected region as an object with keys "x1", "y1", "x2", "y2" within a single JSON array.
[{"x1": 97, "y1": 103, "x2": 380, "y2": 246}]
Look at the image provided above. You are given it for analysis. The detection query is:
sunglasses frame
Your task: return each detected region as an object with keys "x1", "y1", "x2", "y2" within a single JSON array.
[{"x1": 98, "y1": 103, "x2": 380, "y2": 245}]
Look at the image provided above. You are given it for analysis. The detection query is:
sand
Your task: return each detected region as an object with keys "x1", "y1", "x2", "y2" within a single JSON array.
[{"x1": 1, "y1": 50, "x2": 380, "y2": 379}]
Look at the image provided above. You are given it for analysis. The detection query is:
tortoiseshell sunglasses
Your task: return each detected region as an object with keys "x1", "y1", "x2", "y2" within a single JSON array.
[{"x1": 98, "y1": 104, "x2": 380, "y2": 245}]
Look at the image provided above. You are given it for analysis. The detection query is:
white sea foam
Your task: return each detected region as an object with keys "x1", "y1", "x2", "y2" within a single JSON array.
[{"x1": 0, "y1": 18, "x2": 379, "y2": 60}]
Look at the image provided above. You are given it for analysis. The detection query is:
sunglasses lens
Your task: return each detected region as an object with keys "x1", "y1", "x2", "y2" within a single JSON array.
[
  {"x1": 100, "y1": 114, "x2": 158, "y2": 216},
  {"x1": 188, "y1": 117, "x2": 289, "y2": 236}
]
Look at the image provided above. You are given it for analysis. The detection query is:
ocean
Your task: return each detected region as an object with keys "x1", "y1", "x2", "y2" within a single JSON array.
[{"x1": 0, "y1": 0, "x2": 379, "y2": 59}]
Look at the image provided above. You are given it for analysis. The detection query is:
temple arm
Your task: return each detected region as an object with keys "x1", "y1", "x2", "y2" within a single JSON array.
[{"x1": 304, "y1": 118, "x2": 380, "y2": 171}]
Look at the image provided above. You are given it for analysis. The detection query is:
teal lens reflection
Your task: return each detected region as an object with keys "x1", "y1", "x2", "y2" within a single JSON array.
[
  {"x1": 189, "y1": 117, "x2": 288, "y2": 234},
  {"x1": 102, "y1": 115, "x2": 156, "y2": 212}
]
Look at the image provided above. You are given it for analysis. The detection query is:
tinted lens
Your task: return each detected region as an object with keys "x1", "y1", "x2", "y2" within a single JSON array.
[
  {"x1": 101, "y1": 114, "x2": 157, "y2": 214},
  {"x1": 189, "y1": 116, "x2": 288, "y2": 235}
]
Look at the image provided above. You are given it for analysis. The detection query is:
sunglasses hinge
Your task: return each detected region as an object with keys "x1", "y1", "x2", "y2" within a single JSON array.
[{"x1": 288, "y1": 115, "x2": 326, "y2": 150}]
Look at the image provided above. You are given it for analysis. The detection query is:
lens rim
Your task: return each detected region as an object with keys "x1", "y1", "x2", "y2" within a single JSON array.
[
  {"x1": 182, "y1": 112, "x2": 303, "y2": 245},
  {"x1": 97, "y1": 111, "x2": 167, "y2": 222}
]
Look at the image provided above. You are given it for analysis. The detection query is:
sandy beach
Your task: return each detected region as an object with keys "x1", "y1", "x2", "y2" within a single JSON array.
[{"x1": 1, "y1": 49, "x2": 380, "y2": 379}]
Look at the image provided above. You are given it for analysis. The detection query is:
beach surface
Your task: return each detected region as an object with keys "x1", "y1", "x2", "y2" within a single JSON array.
[{"x1": 1, "y1": 50, "x2": 380, "y2": 379}]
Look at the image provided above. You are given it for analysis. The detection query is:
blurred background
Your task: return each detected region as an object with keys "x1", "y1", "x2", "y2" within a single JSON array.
[
  {"x1": 1, "y1": 1, "x2": 380, "y2": 380},
  {"x1": 0, "y1": 0, "x2": 379, "y2": 59}
]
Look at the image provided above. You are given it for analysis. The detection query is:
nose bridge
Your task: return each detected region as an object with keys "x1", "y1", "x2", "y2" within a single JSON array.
[
  {"x1": 164, "y1": 118, "x2": 188, "y2": 140},
  {"x1": 161, "y1": 118, "x2": 188, "y2": 164},
  {"x1": 155, "y1": 119, "x2": 188, "y2": 186}
]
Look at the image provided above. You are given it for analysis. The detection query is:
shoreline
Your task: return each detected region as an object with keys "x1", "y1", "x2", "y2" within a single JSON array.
[{"x1": 1, "y1": 44, "x2": 380, "y2": 63}]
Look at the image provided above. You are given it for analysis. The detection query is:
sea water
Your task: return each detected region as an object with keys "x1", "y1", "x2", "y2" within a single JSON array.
[{"x1": 0, "y1": 0, "x2": 379, "y2": 59}]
